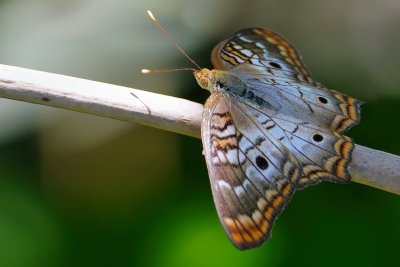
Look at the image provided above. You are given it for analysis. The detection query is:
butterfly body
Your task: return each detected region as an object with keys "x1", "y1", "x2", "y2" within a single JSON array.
[{"x1": 195, "y1": 28, "x2": 361, "y2": 250}]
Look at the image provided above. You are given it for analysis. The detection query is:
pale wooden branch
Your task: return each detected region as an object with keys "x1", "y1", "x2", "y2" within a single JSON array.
[{"x1": 0, "y1": 64, "x2": 399, "y2": 195}]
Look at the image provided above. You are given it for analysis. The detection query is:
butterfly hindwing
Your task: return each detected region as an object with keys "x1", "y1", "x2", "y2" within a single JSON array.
[
  {"x1": 235, "y1": 100, "x2": 355, "y2": 187},
  {"x1": 202, "y1": 91, "x2": 299, "y2": 250},
  {"x1": 244, "y1": 77, "x2": 361, "y2": 133}
]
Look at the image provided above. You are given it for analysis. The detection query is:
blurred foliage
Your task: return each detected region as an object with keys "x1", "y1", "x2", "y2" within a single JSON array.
[{"x1": 0, "y1": 0, "x2": 400, "y2": 267}]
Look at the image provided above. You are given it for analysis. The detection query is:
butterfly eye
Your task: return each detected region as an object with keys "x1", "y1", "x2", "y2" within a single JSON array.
[
  {"x1": 318, "y1": 96, "x2": 328, "y2": 104},
  {"x1": 201, "y1": 77, "x2": 209, "y2": 85},
  {"x1": 269, "y1": 62, "x2": 282, "y2": 69},
  {"x1": 256, "y1": 156, "x2": 269, "y2": 170},
  {"x1": 312, "y1": 134, "x2": 324, "y2": 142}
]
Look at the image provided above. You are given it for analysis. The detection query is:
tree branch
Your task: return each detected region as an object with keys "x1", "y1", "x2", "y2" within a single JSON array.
[{"x1": 0, "y1": 64, "x2": 399, "y2": 195}]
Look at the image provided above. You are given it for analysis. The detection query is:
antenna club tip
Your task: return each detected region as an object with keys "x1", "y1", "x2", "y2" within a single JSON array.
[
  {"x1": 141, "y1": 69, "x2": 151, "y2": 74},
  {"x1": 146, "y1": 10, "x2": 156, "y2": 21}
]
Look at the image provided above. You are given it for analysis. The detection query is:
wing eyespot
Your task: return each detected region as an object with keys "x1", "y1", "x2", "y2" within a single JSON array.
[
  {"x1": 318, "y1": 96, "x2": 328, "y2": 104},
  {"x1": 312, "y1": 134, "x2": 324, "y2": 142},
  {"x1": 255, "y1": 156, "x2": 269, "y2": 170},
  {"x1": 269, "y1": 62, "x2": 282, "y2": 69}
]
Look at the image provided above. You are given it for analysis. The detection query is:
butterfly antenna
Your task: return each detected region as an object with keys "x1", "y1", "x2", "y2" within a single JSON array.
[
  {"x1": 146, "y1": 10, "x2": 201, "y2": 70},
  {"x1": 141, "y1": 67, "x2": 196, "y2": 74}
]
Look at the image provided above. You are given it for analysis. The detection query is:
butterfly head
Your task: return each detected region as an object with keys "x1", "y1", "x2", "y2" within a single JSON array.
[{"x1": 194, "y1": 68, "x2": 215, "y2": 92}]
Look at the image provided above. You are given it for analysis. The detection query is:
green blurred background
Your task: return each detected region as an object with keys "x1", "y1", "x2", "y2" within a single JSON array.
[{"x1": 0, "y1": 0, "x2": 400, "y2": 266}]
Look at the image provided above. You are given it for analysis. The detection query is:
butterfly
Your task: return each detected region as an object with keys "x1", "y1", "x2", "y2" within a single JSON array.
[{"x1": 144, "y1": 12, "x2": 361, "y2": 250}]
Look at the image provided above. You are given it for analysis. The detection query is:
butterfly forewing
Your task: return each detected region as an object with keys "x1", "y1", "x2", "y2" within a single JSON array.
[
  {"x1": 211, "y1": 28, "x2": 362, "y2": 134},
  {"x1": 202, "y1": 91, "x2": 300, "y2": 250},
  {"x1": 211, "y1": 28, "x2": 314, "y2": 84}
]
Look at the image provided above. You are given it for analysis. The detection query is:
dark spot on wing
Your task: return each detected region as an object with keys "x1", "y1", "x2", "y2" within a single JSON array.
[
  {"x1": 313, "y1": 134, "x2": 324, "y2": 142},
  {"x1": 318, "y1": 96, "x2": 328, "y2": 104},
  {"x1": 269, "y1": 62, "x2": 282, "y2": 69},
  {"x1": 256, "y1": 156, "x2": 269, "y2": 170}
]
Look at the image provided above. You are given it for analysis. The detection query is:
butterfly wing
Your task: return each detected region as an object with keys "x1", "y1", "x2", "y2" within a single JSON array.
[
  {"x1": 234, "y1": 99, "x2": 355, "y2": 188},
  {"x1": 202, "y1": 91, "x2": 300, "y2": 250},
  {"x1": 210, "y1": 27, "x2": 361, "y2": 187},
  {"x1": 211, "y1": 27, "x2": 361, "y2": 134},
  {"x1": 212, "y1": 28, "x2": 314, "y2": 83}
]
